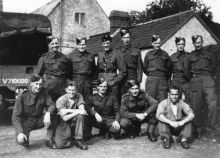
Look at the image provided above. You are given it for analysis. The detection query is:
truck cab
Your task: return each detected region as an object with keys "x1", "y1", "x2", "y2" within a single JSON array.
[{"x1": 0, "y1": 12, "x2": 52, "y2": 111}]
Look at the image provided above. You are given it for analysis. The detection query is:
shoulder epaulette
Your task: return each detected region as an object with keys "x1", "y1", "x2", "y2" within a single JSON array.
[
  {"x1": 40, "y1": 52, "x2": 49, "y2": 57},
  {"x1": 122, "y1": 92, "x2": 129, "y2": 99}
]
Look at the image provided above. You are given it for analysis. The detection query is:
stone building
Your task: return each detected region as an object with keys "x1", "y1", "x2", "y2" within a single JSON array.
[{"x1": 33, "y1": 0, "x2": 110, "y2": 54}]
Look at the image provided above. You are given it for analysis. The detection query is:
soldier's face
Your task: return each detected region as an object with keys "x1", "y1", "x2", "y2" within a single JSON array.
[
  {"x1": 169, "y1": 89, "x2": 179, "y2": 104},
  {"x1": 30, "y1": 79, "x2": 43, "y2": 94},
  {"x1": 77, "y1": 40, "x2": 86, "y2": 52},
  {"x1": 152, "y1": 38, "x2": 161, "y2": 50},
  {"x1": 49, "y1": 38, "x2": 59, "y2": 53},
  {"x1": 66, "y1": 86, "x2": 76, "y2": 99},
  {"x1": 102, "y1": 40, "x2": 111, "y2": 51},
  {"x1": 121, "y1": 33, "x2": 131, "y2": 46},
  {"x1": 194, "y1": 37, "x2": 203, "y2": 51},
  {"x1": 129, "y1": 85, "x2": 140, "y2": 97},
  {"x1": 176, "y1": 40, "x2": 185, "y2": 52},
  {"x1": 97, "y1": 81, "x2": 108, "y2": 94}
]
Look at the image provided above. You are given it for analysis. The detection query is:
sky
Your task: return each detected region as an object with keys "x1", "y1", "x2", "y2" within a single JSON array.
[{"x1": 3, "y1": 0, "x2": 220, "y2": 23}]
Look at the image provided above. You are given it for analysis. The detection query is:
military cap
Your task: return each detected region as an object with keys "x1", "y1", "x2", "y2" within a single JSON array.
[
  {"x1": 102, "y1": 34, "x2": 112, "y2": 42},
  {"x1": 120, "y1": 28, "x2": 131, "y2": 37},
  {"x1": 30, "y1": 74, "x2": 42, "y2": 83},
  {"x1": 175, "y1": 37, "x2": 185, "y2": 44},
  {"x1": 46, "y1": 36, "x2": 60, "y2": 44},
  {"x1": 152, "y1": 34, "x2": 160, "y2": 43},
  {"x1": 76, "y1": 37, "x2": 87, "y2": 45},
  {"x1": 97, "y1": 77, "x2": 107, "y2": 86},
  {"x1": 127, "y1": 79, "x2": 139, "y2": 89},
  {"x1": 192, "y1": 35, "x2": 203, "y2": 43}
]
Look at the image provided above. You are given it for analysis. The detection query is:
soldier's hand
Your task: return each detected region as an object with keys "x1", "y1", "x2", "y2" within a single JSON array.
[
  {"x1": 177, "y1": 120, "x2": 185, "y2": 126},
  {"x1": 17, "y1": 133, "x2": 27, "y2": 144},
  {"x1": 44, "y1": 112, "x2": 51, "y2": 128},
  {"x1": 169, "y1": 121, "x2": 179, "y2": 128},
  {"x1": 78, "y1": 109, "x2": 88, "y2": 115},
  {"x1": 58, "y1": 109, "x2": 69, "y2": 117},
  {"x1": 112, "y1": 121, "x2": 120, "y2": 130},
  {"x1": 95, "y1": 113, "x2": 102, "y2": 123},
  {"x1": 136, "y1": 113, "x2": 145, "y2": 120}
]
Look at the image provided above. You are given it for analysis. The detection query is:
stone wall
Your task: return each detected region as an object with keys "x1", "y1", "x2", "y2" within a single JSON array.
[{"x1": 48, "y1": 0, "x2": 110, "y2": 54}]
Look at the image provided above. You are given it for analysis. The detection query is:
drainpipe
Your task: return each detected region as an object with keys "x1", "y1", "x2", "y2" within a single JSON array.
[{"x1": 60, "y1": 0, "x2": 63, "y2": 50}]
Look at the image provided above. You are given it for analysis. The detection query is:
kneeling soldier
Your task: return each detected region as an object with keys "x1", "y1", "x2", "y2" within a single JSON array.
[
  {"x1": 120, "y1": 80, "x2": 158, "y2": 141},
  {"x1": 87, "y1": 78, "x2": 120, "y2": 139},
  {"x1": 55, "y1": 81, "x2": 88, "y2": 150},
  {"x1": 156, "y1": 86, "x2": 194, "y2": 149},
  {"x1": 12, "y1": 75, "x2": 56, "y2": 148}
]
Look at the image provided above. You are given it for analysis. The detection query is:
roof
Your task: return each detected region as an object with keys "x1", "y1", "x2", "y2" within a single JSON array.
[
  {"x1": 32, "y1": 0, "x2": 108, "y2": 19},
  {"x1": 0, "y1": 12, "x2": 51, "y2": 38},
  {"x1": 87, "y1": 10, "x2": 212, "y2": 54},
  {"x1": 32, "y1": 0, "x2": 60, "y2": 16}
]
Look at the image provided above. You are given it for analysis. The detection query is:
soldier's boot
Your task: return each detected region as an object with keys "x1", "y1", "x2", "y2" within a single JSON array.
[
  {"x1": 129, "y1": 126, "x2": 136, "y2": 139},
  {"x1": 45, "y1": 140, "x2": 57, "y2": 149},
  {"x1": 148, "y1": 124, "x2": 157, "y2": 142},
  {"x1": 75, "y1": 140, "x2": 88, "y2": 150}
]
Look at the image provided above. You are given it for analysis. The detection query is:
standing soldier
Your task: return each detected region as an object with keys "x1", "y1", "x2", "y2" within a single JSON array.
[
  {"x1": 97, "y1": 34, "x2": 126, "y2": 102},
  {"x1": 115, "y1": 28, "x2": 143, "y2": 95},
  {"x1": 143, "y1": 35, "x2": 172, "y2": 102},
  {"x1": 68, "y1": 38, "x2": 96, "y2": 101},
  {"x1": 170, "y1": 37, "x2": 191, "y2": 103},
  {"x1": 36, "y1": 36, "x2": 71, "y2": 102},
  {"x1": 120, "y1": 80, "x2": 158, "y2": 142},
  {"x1": 189, "y1": 35, "x2": 217, "y2": 138}
]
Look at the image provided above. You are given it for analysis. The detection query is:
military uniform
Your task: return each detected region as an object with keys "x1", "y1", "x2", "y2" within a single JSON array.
[
  {"x1": 115, "y1": 45, "x2": 143, "y2": 95},
  {"x1": 120, "y1": 91, "x2": 158, "y2": 136},
  {"x1": 36, "y1": 51, "x2": 71, "y2": 102},
  {"x1": 86, "y1": 93, "x2": 120, "y2": 136},
  {"x1": 12, "y1": 88, "x2": 56, "y2": 145},
  {"x1": 68, "y1": 50, "x2": 96, "y2": 101},
  {"x1": 170, "y1": 51, "x2": 190, "y2": 102},
  {"x1": 55, "y1": 93, "x2": 87, "y2": 148},
  {"x1": 189, "y1": 49, "x2": 217, "y2": 128},
  {"x1": 144, "y1": 49, "x2": 172, "y2": 102},
  {"x1": 98, "y1": 48, "x2": 126, "y2": 101}
]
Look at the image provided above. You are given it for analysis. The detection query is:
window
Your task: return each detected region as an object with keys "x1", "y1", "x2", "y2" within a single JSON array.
[{"x1": 75, "y1": 12, "x2": 85, "y2": 26}]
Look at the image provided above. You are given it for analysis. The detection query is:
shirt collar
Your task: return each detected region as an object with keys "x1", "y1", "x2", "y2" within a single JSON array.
[
  {"x1": 77, "y1": 50, "x2": 87, "y2": 57},
  {"x1": 194, "y1": 49, "x2": 204, "y2": 56},
  {"x1": 49, "y1": 51, "x2": 60, "y2": 59},
  {"x1": 104, "y1": 48, "x2": 113, "y2": 57},
  {"x1": 177, "y1": 51, "x2": 185, "y2": 58},
  {"x1": 152, "y1": 48, "x2": 162, "y2": 56},
  {"x1": 129, "y1": 92, "x2": 142, "y2": 101}
]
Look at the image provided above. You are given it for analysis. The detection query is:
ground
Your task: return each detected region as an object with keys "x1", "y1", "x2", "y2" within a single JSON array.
[{"x1": 0, "y1": 110, "x2": 220, "y2": 158}]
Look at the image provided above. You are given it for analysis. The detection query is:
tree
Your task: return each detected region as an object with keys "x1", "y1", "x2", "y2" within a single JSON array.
[{"x1": 130, "y1": 0, "x2": 213, "y2": 25}]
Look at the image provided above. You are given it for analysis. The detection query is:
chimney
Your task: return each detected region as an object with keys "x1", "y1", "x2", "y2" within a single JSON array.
[
  {"x1": 109, "y1": 10, "x2": 131, "y2": 34},
  {"x1": 0, "y1": 0, "x2": 2, "y2": 12}
]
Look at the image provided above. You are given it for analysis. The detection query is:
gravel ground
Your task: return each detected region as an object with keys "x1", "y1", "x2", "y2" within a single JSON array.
[{"x1": 0, "y1": 110, "x2": 220, "y2": 158}]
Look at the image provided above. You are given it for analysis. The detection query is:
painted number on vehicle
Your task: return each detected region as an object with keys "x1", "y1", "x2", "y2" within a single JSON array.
[
  {"x1": 2, "y1": 78, "x2": 29, "y2": 84},
  {"x1": 15, "y1": 88, "x2": 27, "y2": 94}
]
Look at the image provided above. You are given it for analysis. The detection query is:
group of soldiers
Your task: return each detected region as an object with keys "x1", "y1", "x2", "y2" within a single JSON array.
[{"x1": 12, "y1": 28, "x2": 217, "y2": 150}]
